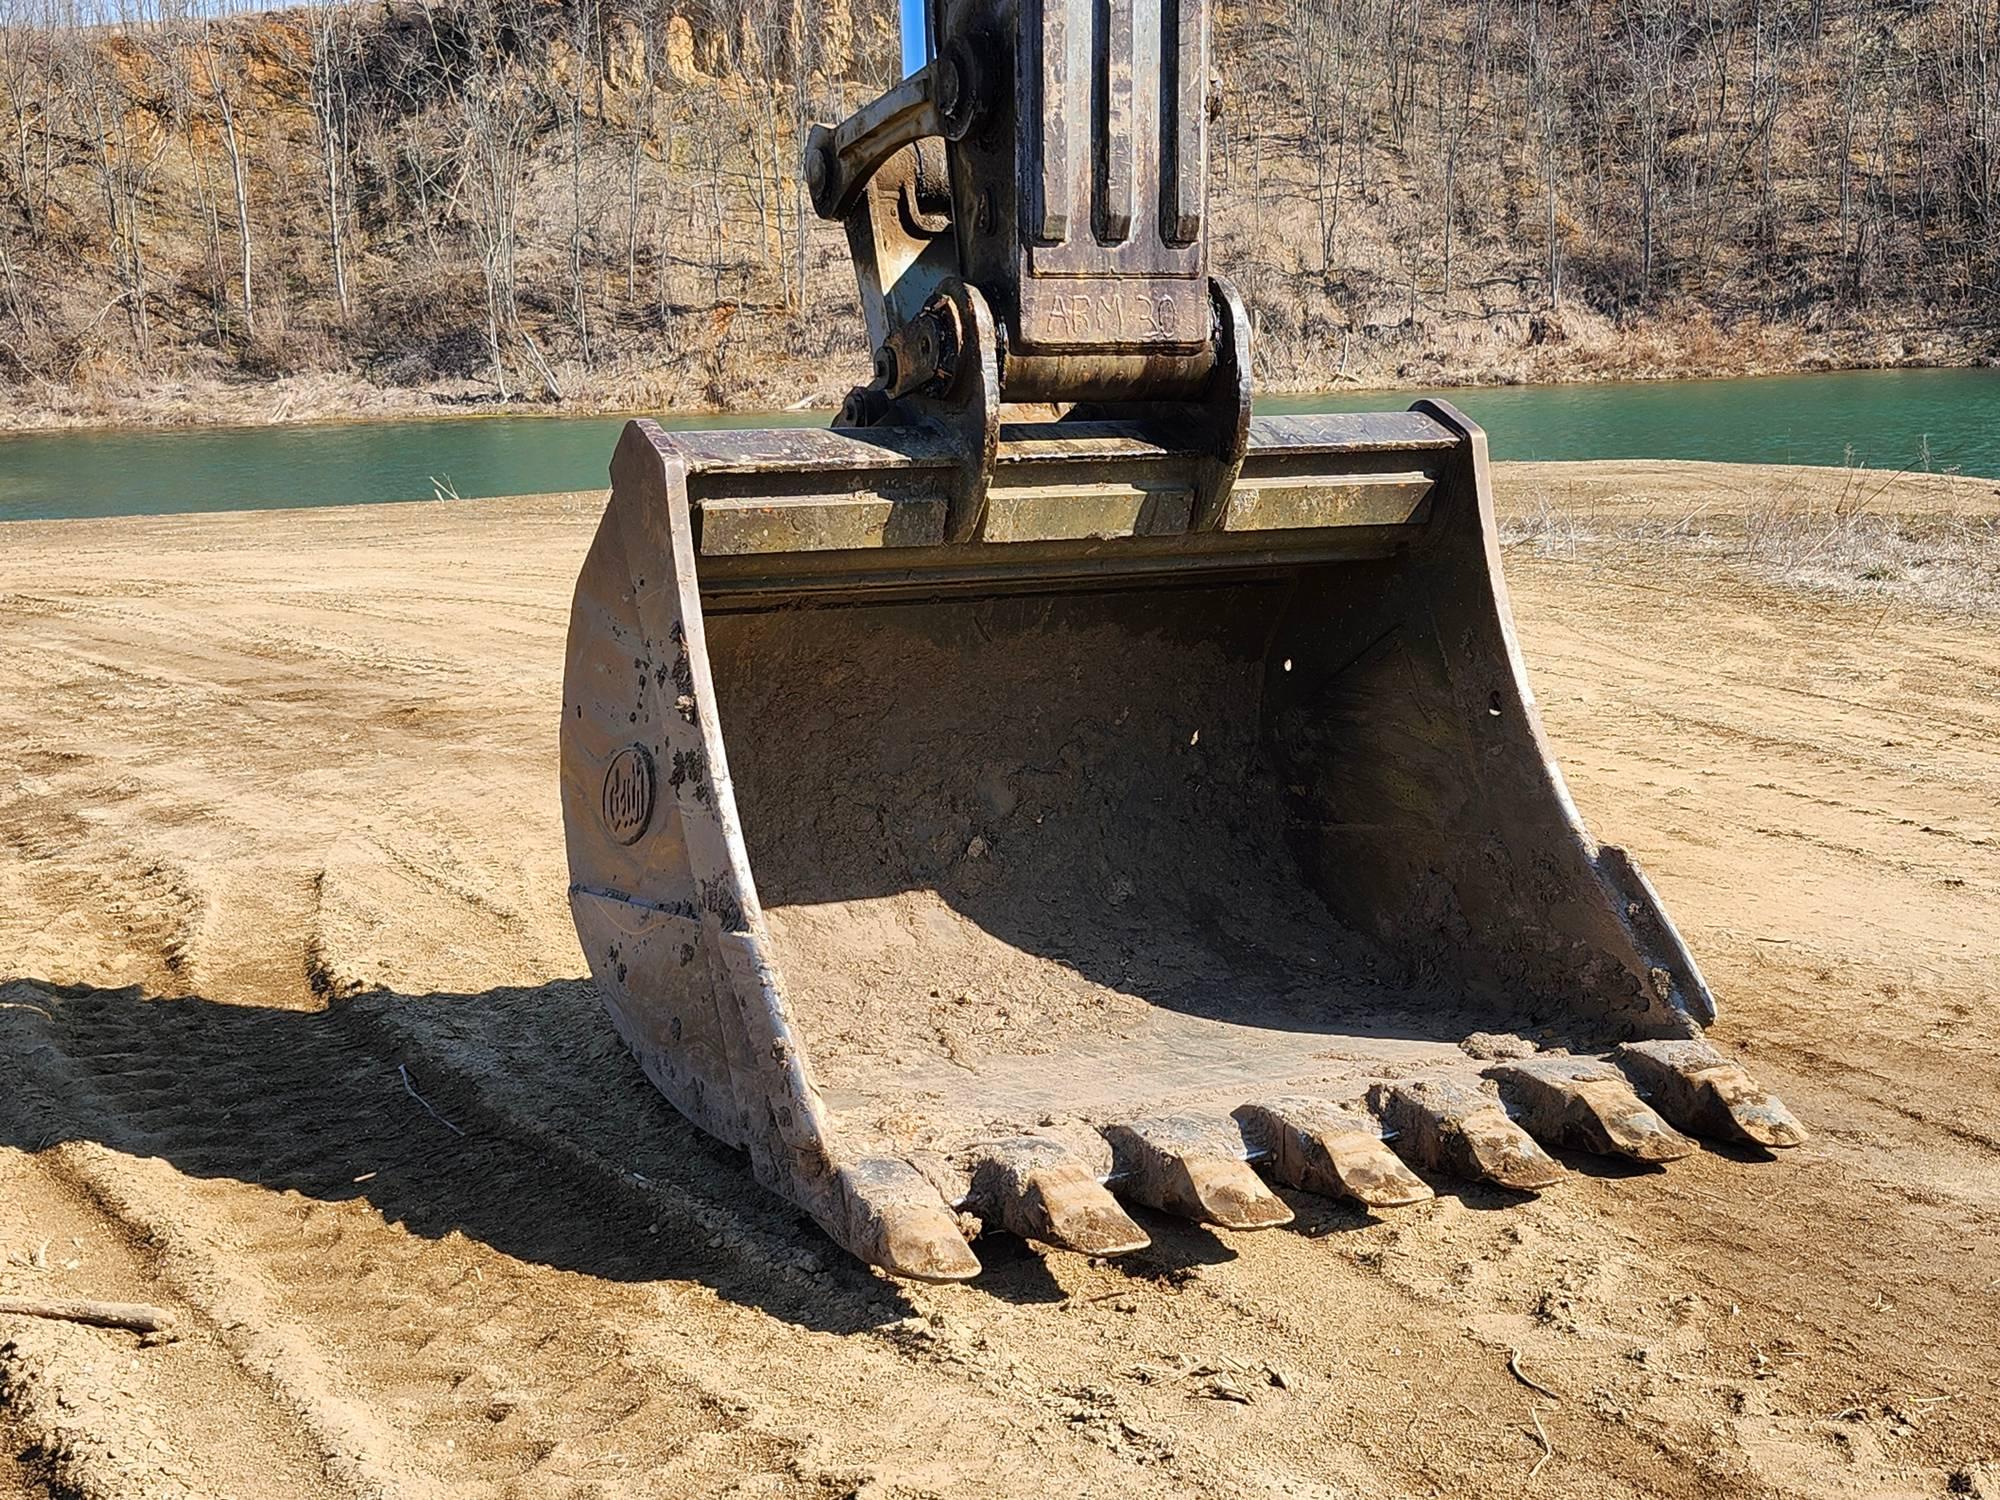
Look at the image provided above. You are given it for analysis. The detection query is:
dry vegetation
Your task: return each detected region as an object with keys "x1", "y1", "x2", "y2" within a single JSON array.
[
  {"x1": 1498, "y1": 458, "x2": 2000, "y2": 615},
  {"x1": 1, "y1": 0, "x2": 1998, "y2": 427}
]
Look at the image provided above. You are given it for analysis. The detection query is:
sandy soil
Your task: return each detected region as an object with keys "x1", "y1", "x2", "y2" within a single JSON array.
[{"x1": 1, "y1": 462, "x2": 1996, "y2": 1499}]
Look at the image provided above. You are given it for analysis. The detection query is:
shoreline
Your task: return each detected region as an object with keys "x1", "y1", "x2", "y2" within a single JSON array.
[
  {"x1": 4, "y1": 344, "x2": 1995, "y2": 438},
  {"x1": 6, "y1": 459, "x2": 1991, "y2": 534}
]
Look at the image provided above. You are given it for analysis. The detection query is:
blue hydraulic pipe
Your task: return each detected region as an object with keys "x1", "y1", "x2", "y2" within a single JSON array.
[{"x1": 899, "y1": 0, "x2": 929, "y2": 77}]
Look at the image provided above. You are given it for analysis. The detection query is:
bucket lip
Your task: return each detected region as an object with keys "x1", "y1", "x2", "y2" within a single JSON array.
[
  {"x1": 640, "y1": 408, "x2": 1462, "y2": 480},
  {"x1": 633, "y1": 408, "x2": 1463, "y2": 607}
]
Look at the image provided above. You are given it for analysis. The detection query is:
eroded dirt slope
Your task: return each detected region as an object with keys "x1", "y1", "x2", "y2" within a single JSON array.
[{"x1": 1, "y1": 466, "x2": 1996, "y2": 1499}]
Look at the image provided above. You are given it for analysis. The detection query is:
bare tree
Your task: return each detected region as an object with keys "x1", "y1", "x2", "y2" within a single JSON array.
[
  {"x1": 305, "y1": 0, "x2": 353, "y2": 318},
  {"x1": 1525, "y1": 0, "x2": 1567, "y2": 307},
  {"x1": 202, "y1": 18, "x2": 254, "y2": 334},
  {"x1": 558, "y1": 0, "x2": 595, "y2": 367},
  {"x1": 60, "y1": 23, "x2": 167, "y2": 361},
  {"x1": 1623, "y1": 0, "x2": 1683, "y2": 303},
  {"x1": 0, "y1": 0, "x2": 53, "y2": 234},
  {"x1": 457, "y1": 6, "x2": 561, "y2": 399},
  {"x1": 1285, "y1": 0, "x2": 1365, "y2": 285},
  {"x1": 622, "y1": 11, "x2": 657, "y2": 301},
  {"x1": 1435, "y1": 27, "x2": 1482, "y2": 304}
]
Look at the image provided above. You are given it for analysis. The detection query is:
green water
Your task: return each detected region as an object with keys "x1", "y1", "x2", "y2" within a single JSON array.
[{"x1": 2, "y1": 366, "x2": 1995, "y2": 523}]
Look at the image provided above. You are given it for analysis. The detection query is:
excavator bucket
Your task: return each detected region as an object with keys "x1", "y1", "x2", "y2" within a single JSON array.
[
  {"x1": 559, "y1": 406, "x2": 1804, "y2": 1279},
  {"x1": 559, "y1": 0, "x2": 1802, "y2": 1280}
]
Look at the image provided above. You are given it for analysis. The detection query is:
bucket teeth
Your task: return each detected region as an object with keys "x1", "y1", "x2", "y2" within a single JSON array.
[
  {"x1": 832, "y1": 1157, "x2": 982, "y2": 1283},
  {"x1": 1100, "y1": 1118, "x2": 1295, "y2": 1230},
  {"x1": 1616, "y1": 1040, "x2": 1809, "y2": 1149},
  {"x1": 1368, "y1": 1080, "x2": 1566, "y2": 1191},
  {"x1": 1485, "y1": 1058, "x2": 1698, "y2": 1164},
  {"x1": 1234, "y1": 1101, "x2": 1434, "y2": 1209},
  {"x1": 965, "y1": 1138, "x2": 1150, "y2": 1255}
]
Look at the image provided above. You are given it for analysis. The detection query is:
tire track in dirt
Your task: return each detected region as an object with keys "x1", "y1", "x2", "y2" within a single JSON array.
[
  {"x1": 3, "y1": 981, "x2": 840, "y2": 1499},
  {"x1": 0, "y1": 802, "x2": 201, "y2": 997},
  {"x1": 0, "y1": 1173, "x2": 346, "y2": 1500},
  {"x1": 0, "y1": 760, "x2": 832, "y2": 1499},
  {"x1": 0, "y1": 841, "x2": 1198, "y2": 1498},
  {"x1": 2, "y1": 995, "x2": 374, "y2": 1500}
]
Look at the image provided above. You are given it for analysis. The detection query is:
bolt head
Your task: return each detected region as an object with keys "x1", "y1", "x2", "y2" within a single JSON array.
[
  {"x1": 934, "y1": 53, "x2": 962, "y2": 115},
  {"x1": 937, "y1": 39, "x2": 981, "y2": 139}
]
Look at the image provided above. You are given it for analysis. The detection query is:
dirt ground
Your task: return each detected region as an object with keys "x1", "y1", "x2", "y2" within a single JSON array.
[{"x1": 1, "y1": 461, "x2": 1995, "y2": 1499}]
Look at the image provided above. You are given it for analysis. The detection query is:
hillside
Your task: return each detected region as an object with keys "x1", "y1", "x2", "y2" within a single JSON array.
[{"x1": 1, "y1": 0, "x2": 1997, "y2": 428}]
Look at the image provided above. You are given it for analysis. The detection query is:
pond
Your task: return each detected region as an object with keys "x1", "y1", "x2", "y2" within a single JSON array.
[{"x1": 2, "y1": 366, "x2": 1995, "y2": 523}]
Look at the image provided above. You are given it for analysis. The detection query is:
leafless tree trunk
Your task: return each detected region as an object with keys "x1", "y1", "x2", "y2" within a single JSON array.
[
  {"x1": 624, "y1": 17, "x2": 656, "y2": 301},
  {"x1": 0, "y1": 227, "x2": 27, "y2": 339},
  {"x1": 1286, "y1": 0, "x2": 1356, "y2": 285},
  {"x1": 62, "y1": 28, "x2": 163, "y2": 361},
  {"x1": 1437, "y1": 39, "x2": 1479, "y2": 304},
  {"x1": 0, "y1": 0, "x2": 49, "y2": 234},
  {"x1": 1624, "y1": 2, "x2": 1680, "y2": 304},
  {"x1": 203, "y1": 20, "x2": 253, "y2": 334},
  {"x1": 1526, "y1": 1, "x2": 1565, "y2": 307},
  {"x1": 159, "y1": 28, "x2": 229, "y2": 338},
  {"x1": 307, "y1": 0, "x2": 352, "y2": 318},
  {"x1": 561, "y1": 0, "x2": 594, "y2": 368},
  {"x1": 784, "y1": 0, "x2": 817, "y2": 325},
  {"x1": 460, "y1": 45, "x2": 561, "y2": 399}
]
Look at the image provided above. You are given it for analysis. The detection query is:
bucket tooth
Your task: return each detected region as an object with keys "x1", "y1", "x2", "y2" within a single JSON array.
[
  {"x1": 1369, "y1": 1080, "x2": 1565, "y2": 1192},
  {"x1": 1100, "y1": 1119, "x2": 1294, "y2": 1230},
  {"x1": 965, "y1": 1138, "x2": 1150, "y2": 1255},
  {"x1": 1485, "y1": 1058, "x2": 1698, "y2": 1164},
  {"x1": 1234, "y1": 1101, "x2": 1434, "y2": 1209},
  {"x1": 1616, "y1": 1040, "x2": 1808, "y2": 1149},
  {"x1": 832, "y1": 1157, "x2": 982, "y2": 1283}
]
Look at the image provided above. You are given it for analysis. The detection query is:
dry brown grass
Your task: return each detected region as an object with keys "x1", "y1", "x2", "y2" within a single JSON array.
[
  {"x1": 1496, "y1": 461, "x2": 2000, "y2": 616},
  {"x1": 1742, "y1": 481, "x2": 2000, "y2": 614}
]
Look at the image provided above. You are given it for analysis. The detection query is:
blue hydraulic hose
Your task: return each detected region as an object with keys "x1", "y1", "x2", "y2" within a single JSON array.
[{"x1": 899, "y1": 0, "x2": 929, "y2": 76}]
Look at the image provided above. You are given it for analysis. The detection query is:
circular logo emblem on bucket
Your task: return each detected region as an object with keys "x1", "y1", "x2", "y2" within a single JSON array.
[{"x1": 602, "y1": 746, "x2": 655, "y2": 844}]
